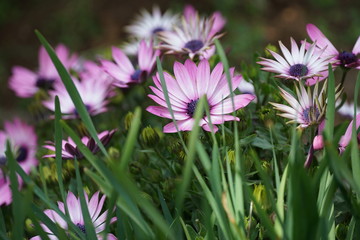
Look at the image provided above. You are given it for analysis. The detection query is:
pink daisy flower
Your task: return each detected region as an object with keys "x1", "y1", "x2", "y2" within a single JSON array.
[
  {"x1": 43, "y1": 129, "x2": 116, "y2": 160},
  {"x1": 42, "y1": 76, "x2": 111, "y2": 119},
  {"x1": 125, "y1": 6, "x2": 179, "y2": 43},
  {"x1": 30, "y1": 191, "x2": 117, "y2": 240},
  {"x1": 146, "y1": 59, "x2": 255, "y2": 133},
  {"x1": 258, "y1": 38, "x2": 332, "y2": 82},
  {"x1": 306, "y1": 23, "x2": 360, "y2": 70},
  {"x1": 101, "y1": 40, "x2": 160, "y2": 87},
  {"x1": 270, "y1": 81, "x2": 341, "y2": 128},
  {"x1": 9, "y1": 44, "x2": 78, "y2": 98},
  {"x1": 0, "y1": 119, "x2": 38, "y2": 174},
  {"x1": 157, "y1": 6, "x2": 225, "y2": 60}
]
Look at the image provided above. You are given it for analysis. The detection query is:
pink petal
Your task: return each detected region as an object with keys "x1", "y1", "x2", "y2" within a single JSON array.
[
  {"x1": 163, "y1": 119, "x2": 195, "y2": 133},
  {"x1": 352, "y1": 36, "x2": 360, "y2": 55},
  {"x1": 66, "y1": 192, "x2": 82, "y2": 224},
  {"x1": 313, "y1": 135, "x2": 324, "y2": 150},
  {"x1": 196, "y1": 59, "x2": 210, "y2": 97},
  {"x1": 306, "y1": 23, "x2": 338, "y2": 55},
  {"x1": 210, "y1": 94, "x2": 255, "y2": 114},
  {"x1": 173, "y1": 61, "x2": 197, "y2": 100},
  {"x1": 146, "y1": 106, "x2": 188, "y2": 120},
  {"x1": 111, "y1": 47, "x2": 134, "y2": 73},
  {"x1": 339, "y1": 113, "x2": 360, "y2": 149}
]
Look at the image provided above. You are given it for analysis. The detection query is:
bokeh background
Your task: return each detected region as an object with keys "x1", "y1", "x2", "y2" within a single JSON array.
[{"x1": 1, "y1": 0, "x2": 359, "y2": 121}]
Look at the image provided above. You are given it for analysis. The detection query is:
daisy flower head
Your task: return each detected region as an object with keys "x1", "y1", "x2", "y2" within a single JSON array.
[
  {"x1": 43, "y1": 129, "x2": 116, "y2": 160},
  {"x1": 9, "y1": 44, "x2": 78, "y2": 98},
  {"x1": 30, "y1": 191, "x2": 117, "y2": 240},
  {"x1": 306, "y1": 23, "x2": 360, "y2": 69},
  {"x1": 101, "y1": 40, "x2": 160, "y2": 87},
  {"x1": 157, "y1": 7, "x2": 225, "y2": 60},
  {"x1": 0, "y1": 119, "x2": 38, "y2": 174},
  {"x1": 42, "y1": 76, "x2": 111, "y2": 119},
  {"x1": 125, "y1": 6, "x2": 179, "y2": 42},
  {"x1": 258, "y1": 38, "x2": 333, "y2": 83},
  {"x1": 270, "y1": 80, "x2": 342, "y2": 128},
  {"x1": 146, "y1": 59, "x2": 255, "y2": 133}
]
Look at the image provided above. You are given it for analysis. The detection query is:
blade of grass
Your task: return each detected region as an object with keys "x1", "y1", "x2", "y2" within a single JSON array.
[
  {"x1": 118, "y1": 107, "x2": 141, "y2": 171},
  {"x1": 74, "y1": 159, "x2": 98, "y2": 240},
  {"x1": 351, "y1": 72, "x2": 360, "y2": 194},
  {"x1": 6, "y1": 141, "x2": 24, "y2": 240},
  {"x1": 35, "y1": 30, "x2": 108, "y2": 158}
]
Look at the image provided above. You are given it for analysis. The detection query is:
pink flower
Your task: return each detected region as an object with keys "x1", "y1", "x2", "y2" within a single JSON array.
[
  {"x1": 43, "y1": 129, "x2": 116, "y2": 159},
  {"x1": 258, "y1": 38, "x2": 332, "y2": 82},
  {"x1": 42, "y1": 76, "x2": 111, "y2": 119},
  {"x1": 0, "y1": 119, "x2": 38, "y2": 174},
  {"x1": 101, "y1": 40, "x2": 160, "y2": 87},
  {"x1": 0, "y1": 175, "x2": 12, "y2": 206},
  {"x1": 146, "y1": 59, "x2": 255, "y2": 132},
  {"x1": 157, "y1": 6, "x2": 225, "y2": 60},
  {"x1": 9, "y1": 44, "x2": 78, "y2": 98},
  {"x1": 306, "y1": 23, "x2": 360, "y2": 70},
  {"x1": 30, "y1": 191, "x2": 117, "y2": 240}
]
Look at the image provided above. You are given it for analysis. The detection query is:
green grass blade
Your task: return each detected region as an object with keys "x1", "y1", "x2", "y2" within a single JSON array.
[
  {"x1": 74, "y1": 159, "x2": 98, "y2": 240},
  {"x1": 6, "y1": 141, "x2": 24, "y2": 240},
  {"x1": 118, "y1": 107, "x2": 141, "y2": 171},
  {"x1": 0, "y1": 208, "x2": 6, "y2": 234},
  {"x1": 324, "y1": 64, "x2": 335, "y2": 139},
  {"x1": 35, "y1": 30, "x2": 108, "y2": 158},
  {"x1": 351, "y1": 72, "x2": 360, "y2": 191}
]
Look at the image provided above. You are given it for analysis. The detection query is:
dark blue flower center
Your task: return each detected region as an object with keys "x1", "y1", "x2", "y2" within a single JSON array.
[
  {"x1": 338, "y1": 51, "x2": 357, "y2": 66},
  {"x1": 289, "y1": 64, "x2": 309, "y2": 77},
  {"x1": 73, "y1": 105, "x2": 91, "y2": 117},
  {"x1": 303, "y1": 106, "x2": 320, "y2": 124},
  {"x1": 76, "y1": 223, "x2": 86, "y2": 234},
  {"x1": 0, "y1": 156, "x2": 6, "y2": 165},
  {"x1": 184, "y1": 40, "x2": 204, "y2": 53},
  {"x1": 152, "y1": 27, "x2": 164, "y2": 34},
  {"x1": 187, "y1": 99, "x2": 199, "y2": 117},
  {"x1": 36, "y1": 77, "x2": 55, "y2": 90},
  {"x1": 16, "y1": 146, "x2": 28, "y2": 163},
  {"x1": 130, "y1": 69, "x2": 143, "y2": 81}
]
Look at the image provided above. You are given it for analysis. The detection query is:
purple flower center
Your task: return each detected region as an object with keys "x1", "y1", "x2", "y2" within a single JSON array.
[
  {"x1": 0, "y1": 156, "x2": 6, "y2": 165},
  {"x1": 338, "y1": 51, "x2": 357, "y2": 66},
  {"x1": 152, "y1": 27, "x2": 164, "y2": 34},
  {"x1": 185, "y1": 40, "x2": 204, "y2": 53},
  {"x1": 289, "y1": 64, "x2": 309, "y2": 78},
  {"x1": 16, "y1": 146, "x2": 28, "y2": 163},
  {"x1": 76, "y1": 223, "x2": 86, "y2": 234},
  {"x1": 303, "y1": 106, "x2": 320, "y2": 125},
  {"x1": 0, "y1": 146, "x2": 28, "y2": 165},
  {"x1": 130, "y1": 69, "x2": 143, "y2": 81},
  {"x1": 187, "y1": 99, "x2": 199, "y2": 117},
  {"x1": 73, "y1": 105, "x2": 91, "y2": 117},
  {"x1": 36, "y1": 77, "x2": 55, "y2": 90}
]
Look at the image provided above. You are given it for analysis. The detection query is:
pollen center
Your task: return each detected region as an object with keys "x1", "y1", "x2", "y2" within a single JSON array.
[
  {"x1": 152, "y1": 27, "x2": 164, "y2": 34},
  {"x1": 16, "y1": 146, "x2": 28, "y2": 163},
  {"x1": 184, "y1": 40, "x2": 204, "y2": 53},
  {"x1": 187, "y1": 99, "x2": 199, "y2": 117},
  {"x1": 36, "y1": 77, "x2": 55, "y2": 90},
  {"x1": 338, "y1": 51, "x2": 357, "y2": 66},
  {"x1": 76, "y1": 223, "x2": 86, "y2": 234},
  {"x1": 303, "y1": 106, "x2": 320, "y2": 125},
  {"x1": 130, "y1": 69, "x2": 143, "y2": 81},
  {"x1": 289, "y1": 64, "x2": 309, "y2": 77}
]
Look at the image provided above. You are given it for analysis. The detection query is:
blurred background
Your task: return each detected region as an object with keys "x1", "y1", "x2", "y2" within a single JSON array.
[{"x1": 1, "y1": 0, "x2": 359, "y2": 120}]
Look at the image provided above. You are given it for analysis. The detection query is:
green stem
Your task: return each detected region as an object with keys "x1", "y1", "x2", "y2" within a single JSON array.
[{"x1": 339, "y1": 69, "x2": 349, "y2": 90}]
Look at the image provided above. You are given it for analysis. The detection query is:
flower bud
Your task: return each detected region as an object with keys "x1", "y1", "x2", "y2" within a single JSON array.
[
  {"x1": 265, "y1": 44, "x2": 279, "y2": 58},
  {"x1": 253, "y1": 184, "x2": 270, "y2": 211},
  {"x1": 140, "y1": 126, "x2": 160, "y2": 147},
  {"x1": 124, "y1": 112, "x2": 134, "y2": 130}
]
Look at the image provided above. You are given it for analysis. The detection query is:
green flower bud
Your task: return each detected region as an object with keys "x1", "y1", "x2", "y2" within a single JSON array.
[
  {"x1": 265, "y1": 44, "x2": 279, "y2": 58},
  {"x1": 253, "y1": 184, "x2": 270, "y2": 211},
  {"x1": 108, "y1": 147, "x2": 120, "y2": 161},
  {"x1": 335, "y1": 224, "x2": 348, "y2": 240},
  {"x1": 140, "y1": 126, "x2": 160, "y2": 147},
  {"x1": 225, "y1": 150, "x2": 235, "y2": 165},
  {"x1": 124, "y1": 112, "x2": 134, "y2": 130},
  {"x1": 25, "y1": 218, "x2": 35, "y2": 233}
]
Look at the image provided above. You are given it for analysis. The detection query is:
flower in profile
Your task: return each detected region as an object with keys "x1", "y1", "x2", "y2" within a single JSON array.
[
  {"x1": 43, "y1": 129, "x2": 116, "y2": 160},
  {"x1": 0, "y1": 119, "x2": 38, "y2": 174},
  {"x1": 9, "y1": 44, "x2": 78, "y2": 98},
  {"x1": 146, "y1": 59, "x2": 255, "y2": 132},
  {"x1": 270, "y1": 81, "x2": 341, "y2": 128},
  {"x1": 258, "y1": 38, "x2": 332, "y2": 83},
  {"x1": 306, "y1": 23, "x2": 360, "y2": 69},
  {"x1": 125, "y1": 6, "x2": 179, "y2": 42},
  {"x1": 157, "y1": 6, "x2": 225, "y2": 59},
  {"x1": 101, "y1": 40, "x2": 160, "y2": 87},
  {"x1": 30, "y1": 191, "x2": 117, "y2": 240},
  {"x1": 42, "y1": 76, "x2": 111, "y2": 118}
]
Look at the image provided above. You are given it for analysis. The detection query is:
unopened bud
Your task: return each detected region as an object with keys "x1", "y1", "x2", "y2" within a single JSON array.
[
  {"x1": 140, "y1": 126, "x2": 160, "y2": 147},
  {"x1": 253, "y1": 184, "x2": 270, "y2": 210},
  {"x1": 265, "y1": 44, "x2": 279, "y2": 58},
  {"x1": 124, "y1": 112, "x2": 134, "y2": 130}
]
